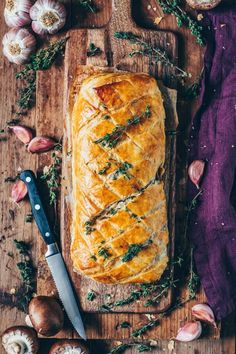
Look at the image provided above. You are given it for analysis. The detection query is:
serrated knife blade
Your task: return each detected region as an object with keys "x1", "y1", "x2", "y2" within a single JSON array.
[
  {"x1": 20, "y1": 170, "x2": 86, "y2": 340},
  {"x1": 46, "y1": 250, "x2": 86, "y2": 340}
]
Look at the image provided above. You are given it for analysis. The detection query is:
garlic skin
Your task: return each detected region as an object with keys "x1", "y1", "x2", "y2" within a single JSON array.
[
  {"x1": 27, "y1": 136, "x2": 56, "y2": 153},
  {"x1": 2, "y1": 28, "x2": 36, "y2": 65},
  {"x1": 9, "y1": 125, "x2": 34, "y2": 144},
  {"x1": 30, "y1": 0, "x2": 66, "y2": 35},
  {"x1": 4, "y1": 0, "x2": 32, "y2": 28},
  {"x1": 188, "y1": 160, "x2": 205, "y2": 189},
  {"x1": 11, "y1": 180, "x2": 28, "y2": 203},
  {"x1": 192, "y1": 303, "x2": 217, "y2": 328},
  {"x1": 176, "y1": 321, "x2": 202, "y2": 342}
]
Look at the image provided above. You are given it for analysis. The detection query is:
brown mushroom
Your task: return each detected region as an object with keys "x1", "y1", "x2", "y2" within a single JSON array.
[
  {"x1": 186, "y1": 0, "x2": 222, "y2": 10},
  {"x1": 28, "y1": 296, "x2": 64, "y2": 337},
  {"x1": 49, "y1": 340, "x2": 89, "y2": 354},
  {"x1": 2, "y1": 326, "x2": 39, "y2": 354}
]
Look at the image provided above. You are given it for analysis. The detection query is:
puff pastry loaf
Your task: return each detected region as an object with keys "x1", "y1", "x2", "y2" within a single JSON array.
[{"x1": 71, "y1": 72, "x2": 169, "y2": 284}]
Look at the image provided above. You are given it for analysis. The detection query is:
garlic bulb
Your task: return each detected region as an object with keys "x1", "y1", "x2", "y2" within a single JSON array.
[
  {"x1": 4, "y1": 0, "x2": 32, "y2": 28},
  {"x1": 2, "y1": 28, "x2": 36, "y2": 65},
  {"x1": 30, "y1": 0, "x2": 66, "y2": 35},
  {"x1": 188, "y1": 160, "x2": 205, "y2": 189}
]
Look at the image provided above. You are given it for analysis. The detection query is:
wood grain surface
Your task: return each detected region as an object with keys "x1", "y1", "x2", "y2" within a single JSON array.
[{"x1": 0, "y1": 0, "x2": 235, "y2": 353}]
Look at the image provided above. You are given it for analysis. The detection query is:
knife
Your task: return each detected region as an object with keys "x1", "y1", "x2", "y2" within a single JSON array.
[{"x1": 20, "y1": 170, "x2": 86, "y2": 340}]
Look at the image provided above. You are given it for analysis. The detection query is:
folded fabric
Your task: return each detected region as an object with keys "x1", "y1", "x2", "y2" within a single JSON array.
[{"x1": 188, "y1": 5, "x2": 236, "y2": 320}]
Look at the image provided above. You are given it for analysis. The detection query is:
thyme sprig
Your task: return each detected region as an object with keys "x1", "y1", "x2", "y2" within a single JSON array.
[
  {"x1": 14, "y1": 240, "x2": 36, "y2": 312},
  {"x1": 15, "y1": 38, "x2": 67, "y2": 113},
  {"x1": 158, "y1": 0, "x2": 205, "y2": 46},
  {"x1": 114, "y1": 31, "x2": 189, "y2": 79},
  {"x1": 41, "y1": 144, "x2": 62, "y2": 205},
  {"x1": 122, "y1": 239, "x2": 153, "y2": 263},
  {"x1": 94, "y1": 105, "x2": 151, "y2": 148},
  {"x1": 78, "y1": 0, "x2": 97, "y2": 13},
  {"x1": 131, "y1": 319, "x2": 159, "y2": 337},
  {"x1": 111, "y1": 162, "x2": 133, "y2": 180}
]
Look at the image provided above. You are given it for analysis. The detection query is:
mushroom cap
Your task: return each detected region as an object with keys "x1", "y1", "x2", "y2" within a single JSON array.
[
  {"x1": 2, "y1": 326, "x2": 39, "y2": 354},
  {"x1": 186, "y1": 0, "x2": 222, "y2": 10},
  {"x1": 49, "y1": 340, "x2": 89, "y2": 354},
  {"x1": 28, "y1": 296, "x2": 64, "y2": 337}
]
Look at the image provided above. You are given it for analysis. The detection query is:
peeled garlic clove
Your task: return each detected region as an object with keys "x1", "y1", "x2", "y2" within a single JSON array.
[
  {"x1": 192, "y1": 303, "x2": 217, "y2": 328},
  {"x1": 27, "y1": 136, "x2": 56, "y2": 153},
  {"x1": 188, "y1": 160, "x2": 205, "y2": 189},
  {"x1": 9, "y1": 125, "x2": 33, "y2": 144},
  {"x1": 4, "y1": 0, "x2": 32, "y2": 28},
  {"x1": 2, "y1": 28, "x2": 36, "y2": 65},
  {"x1": 11, "y1": 180, "x2": 28, "y2": 203},
  {"x1": 176, "y1": 321, "x2": 202, "y2": 342},
  {"x1": 30, "y1": 0, "x2": 66, "y2": 35}
]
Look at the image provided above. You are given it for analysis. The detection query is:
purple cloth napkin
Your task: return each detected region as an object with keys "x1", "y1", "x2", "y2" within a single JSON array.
[{"x1": 188, "y1": 5, "x2": 236, "y2": 320}]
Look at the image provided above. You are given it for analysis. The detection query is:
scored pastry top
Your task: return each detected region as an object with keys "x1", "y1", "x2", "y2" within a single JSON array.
[{"x1": 71, "y1": 72, "x2": 169, "y2": 284}]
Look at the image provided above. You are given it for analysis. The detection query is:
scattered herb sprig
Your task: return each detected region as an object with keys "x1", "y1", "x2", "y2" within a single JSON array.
[
  {"x1": 114, "y1": 31, "x2": 190, "y2": 79},
  {"x1": 15, "y1": 39, "x2": 67, "y2": 114},
  {"x1": 41, "y1": 144, "x2": 62, "y2": 205},
  {"x1": 14, "y1": 240, "x2": 36, "y2": 312},
  {"x1": 87, "y1": 43, "x2": 102, "y2": 57},
  {"x1": 158, "y1": 0, "x2": 205, "y2": 46},
  {"x1": 98, "y1": 162, "x2": 111, "y2": 175},
  {"x1": 95, "y1": 105, "x2": 151, "y2": 148},
  {"x1": 131, "y1": 319, "x2": 159, "y2": 337}
]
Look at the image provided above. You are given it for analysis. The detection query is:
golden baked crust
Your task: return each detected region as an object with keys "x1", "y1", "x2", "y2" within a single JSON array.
[{"x1": 71, "y1": 72, "x2": 169, "y2": 284}]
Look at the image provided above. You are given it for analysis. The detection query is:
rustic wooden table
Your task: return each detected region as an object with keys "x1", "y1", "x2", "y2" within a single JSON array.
[{"x1": 0, "y1": 0, "x2": 235, "y2": 353}]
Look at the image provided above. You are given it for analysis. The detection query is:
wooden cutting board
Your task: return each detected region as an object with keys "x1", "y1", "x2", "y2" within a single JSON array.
[
  {"x1": 62, "y1": 0, "x2": 178, "y2": 314},
  {"x1": 35, "y1": 0, "x2": 219, "y2": 340}
]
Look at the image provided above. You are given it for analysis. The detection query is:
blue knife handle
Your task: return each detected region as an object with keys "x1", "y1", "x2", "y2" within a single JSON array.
[{"x1": 20, "y1": 170, "x2": 56, "y2": 246}]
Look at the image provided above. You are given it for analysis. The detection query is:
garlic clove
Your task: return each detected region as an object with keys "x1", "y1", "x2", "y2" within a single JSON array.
[
  {"x1": 176, "y1": 321, "x2": 202, "y2": 342},
  {"x1": 30, "y1": 0, "x2": 66, "y2": 35},
  {"x1": 27, "y1": 136, "x2": 56, "y2": 153},
  {"x1": 2, "y1": 28, "x2": 36, "y2": 65},
  {"x1": 188, "y1": 160, "x2": 205, "y2": 189},
  {"x1": 9, "y1": 125, "x2": 34, "y2": 144},
  {"x1": 192, "y1": 303, "x2": 217, "y2": 328},
  {"x1": 11, "y1": 180, "x2": 28, "y2": 203},
  {"x1": 4, "y1": 0, "x2": 32, "y2": 28}
]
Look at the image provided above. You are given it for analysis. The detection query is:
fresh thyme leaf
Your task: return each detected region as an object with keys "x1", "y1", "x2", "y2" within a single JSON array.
[
  {"x1": 14, "y1": 240, "x2": 30, "y2": 255},
  {"x1": 158, "y1": 0, "x2": 205, "y2": 46},
  {"x1": 137, "y1": 344, "x2": 152, "y2": 352},
  {"x1": 94, "y1": 105, "x2": 151, "y2": 148},
  {"x1": 107, "y1": 344, "x2": 131, "y2": 354},
  {"x1": 122, "y1": 240, "x2": 153, "y2": 263},
  {"x1": 98, "y1": 247, "x2": 110, "y2": 260},
  {"x1": 87, "y1": 290, "x2": 96, "y2": 301},
  {"x1": 116, "y1": 321, "x2": 131, "y2": 329},
  {"x1": 114, "y1": 31, "x2": 190, "y2": 79},
  {"x1": 131, "y1": 319, "x2": 159, "y2": 337},
  {"x1": 114, "y1": 290, "x2": 142, "y2": 307},
  {"x1": 77, "y1": 0, "x2": 97, "y2": 13},
  {"x1": 87, "y1": 43, "x2": 102, "y2": 57},
  {"x1": 103, "y1": 114, "x2": 111, "y2": 120},
  {"x1": 90, "y1": 254, "x2": 97, "y2": 261},
  {"x1": 98, "y1": 162, "x2": 111, "y2": 175},
  {"x1": 15, "y1": 38, "x2": 67, "y2": 113},
  {"x1": 111, "y1": 162, "x2": 133, "y2": 180},
  {"x1": 41, "y1": 146, "x2": 62, "y2": 205}
]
